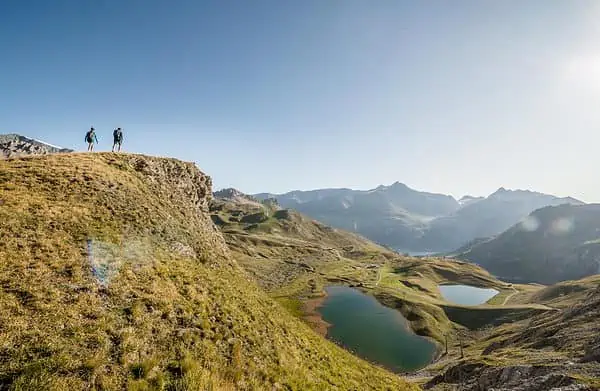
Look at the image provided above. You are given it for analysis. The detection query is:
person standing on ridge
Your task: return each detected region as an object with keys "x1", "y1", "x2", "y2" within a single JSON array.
[
  {"x1": 85, "y1": 127, "x2": 98, "y2": 151},
  {"x1": 112, "y1": 127, "x2": 123, "y2": 152}
]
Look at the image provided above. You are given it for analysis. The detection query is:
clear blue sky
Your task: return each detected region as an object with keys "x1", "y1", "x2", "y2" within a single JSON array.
[{"x1": 3, "y1": 1, "x2": 600, "y2": 201}]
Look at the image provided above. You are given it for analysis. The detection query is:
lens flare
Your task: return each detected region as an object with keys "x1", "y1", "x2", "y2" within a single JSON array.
[
  {"x1": 550, "y1": 217, "x2": 574, "y2": 235},
  {"x1": 86, "y1": 237, "x2": 152, "y2": 286},
  {"x1": 520, "y1": 216, "x2": 540, "y2": 232}
]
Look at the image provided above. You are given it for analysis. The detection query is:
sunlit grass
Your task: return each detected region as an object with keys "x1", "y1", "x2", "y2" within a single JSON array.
[{"x1": 0, "y1": 153, "x2": 417, "y2": 391}]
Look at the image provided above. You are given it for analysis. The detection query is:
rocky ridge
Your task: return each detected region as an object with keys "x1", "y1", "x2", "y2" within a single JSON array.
[{"x1": 0, "y1": 133, "x2": 73, "y2": 158}]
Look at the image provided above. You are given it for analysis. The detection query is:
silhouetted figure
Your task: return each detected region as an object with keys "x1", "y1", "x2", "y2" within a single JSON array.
[
  {"x1": 85, "y1": 127, "x2": 98, "y2": 151},
  {"x1": 112, "y1": 127, "x2": 123, "y2": 152}
]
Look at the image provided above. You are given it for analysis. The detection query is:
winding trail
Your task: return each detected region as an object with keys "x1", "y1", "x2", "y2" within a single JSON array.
[{"x1": 501, "y1": 287, "x2": 519, "y2": 306}]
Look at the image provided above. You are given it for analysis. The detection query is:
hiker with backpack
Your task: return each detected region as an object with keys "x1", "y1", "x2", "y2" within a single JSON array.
[
  {"x1": 85, "y1": 127, "x2": 98, "y2": 151},
  {"x1": 112, "y1": 127, "x2": 124, "y2": 152}
]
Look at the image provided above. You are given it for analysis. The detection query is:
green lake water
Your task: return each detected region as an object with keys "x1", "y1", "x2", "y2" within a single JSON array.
[
  {"x1": 317, "y1": 286, "x2": 436, "y2": 373},
  {"x1": 439, "y1": 284, "x2": 499, "y2": 306}
]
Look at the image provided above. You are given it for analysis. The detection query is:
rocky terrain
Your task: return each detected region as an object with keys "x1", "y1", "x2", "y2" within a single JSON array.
[
  {"x1": 0, "y1": 133, "x2": 72, "y2": 158},
  {"x1": 457, "y1": 204, "x2": 600, "y2": 284},
  {"x1": 424, "y1": 278, "x2": 600, "y2": 390},
  {"x1": 255, "y1": 185, "x2": 582, "y2": 254}
]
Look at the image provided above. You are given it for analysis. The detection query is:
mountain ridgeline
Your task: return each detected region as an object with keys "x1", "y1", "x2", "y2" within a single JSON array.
[
  {"x1": 254, "y1": 185, "x2": 582, "y2": 253},
  {"x1": 457, "y1": 203, "x2": 600, "y2": 284}
]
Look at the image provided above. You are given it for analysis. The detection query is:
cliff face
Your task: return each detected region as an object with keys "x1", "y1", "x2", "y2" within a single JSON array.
[
  {"x1": 0, "y1": 133, "x2": 73, "y2": 158},
  {"x1": 0, "y1": 153, "x2": 414, "y2": 390}
]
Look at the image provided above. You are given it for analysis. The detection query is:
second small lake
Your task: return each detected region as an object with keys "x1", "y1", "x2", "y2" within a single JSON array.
[
  {"x1": 317, "y1": 286, "x2": 436, "y2": 373},
  {"x1": 439, "y1": 284, "x2": 499, "y2": 306}
]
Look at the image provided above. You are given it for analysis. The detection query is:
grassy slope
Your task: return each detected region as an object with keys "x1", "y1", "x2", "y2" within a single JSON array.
[
  {"x1": 211, "y1": 196, "x2": 549, "y2": 347},
  {"x1": 0, "y1": 153, "x2": 416, "y2": 391},
  {"x1": 210, "y1": 197, "x2": 393, "y2": 297}
]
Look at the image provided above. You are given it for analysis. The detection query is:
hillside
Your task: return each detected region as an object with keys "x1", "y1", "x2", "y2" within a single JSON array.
[
  {"x1": 458, "y1": 203, "x2": 600, "y2": 284},
  {"x1": 0, "y1": 153, "x2": 416, "y2": 390},
  {"x1": 256, "y1": 186, "x2": 583, "y2": 253},
  {"x1": 211, "y1": 189, "x2": 393, "y2": 295}
]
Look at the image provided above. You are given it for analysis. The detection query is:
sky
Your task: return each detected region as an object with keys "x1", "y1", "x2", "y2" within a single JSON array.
[{"x1": 2, "y1": 1, "x2": 600, "y2": 202}]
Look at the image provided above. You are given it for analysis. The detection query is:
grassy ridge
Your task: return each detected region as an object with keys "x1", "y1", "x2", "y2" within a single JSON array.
[{"x1": 0, "y1": 153, "x2": 416, "y2": 390}]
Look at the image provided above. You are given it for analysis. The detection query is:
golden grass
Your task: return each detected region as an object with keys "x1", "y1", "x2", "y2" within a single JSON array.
[{"x1": 0, "y1": 153, "x2": 416, "y2": 391}]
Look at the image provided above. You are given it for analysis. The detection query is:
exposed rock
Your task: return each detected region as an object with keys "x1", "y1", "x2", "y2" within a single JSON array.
[
  {"x1": 425, "y1": 363, "x2": 596, "y2": 391},
  {"x1": 127, "y1": 155, "x2": 213, "y2": 212},
  {"x1": 273, "y1": 209, "x2": 292, "y2": 220},
  {"x1": 581, "y1": 338, "x2": 600, "y2": 363},
  {"x1": 0, "y1": 133, "x2": 72, "y2": 158}
]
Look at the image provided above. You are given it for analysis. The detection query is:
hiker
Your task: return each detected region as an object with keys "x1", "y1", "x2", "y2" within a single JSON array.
[
  {"x1": 112, "y1": 127, "x2": 124, "y2": 152},
  {"x1": 85, "y1": 127, "x2": 98, "y2": 151}
]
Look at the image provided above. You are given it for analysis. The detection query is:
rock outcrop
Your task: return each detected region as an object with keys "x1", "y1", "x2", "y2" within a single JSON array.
[
  {"x1": 426, "y1": 363, "x2": 596, "y2": 391},
  {"x1": 0, "y1": 133, "x2": 73, "y2": 158}
]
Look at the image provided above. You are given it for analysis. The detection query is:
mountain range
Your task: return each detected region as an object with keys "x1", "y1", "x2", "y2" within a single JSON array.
[
  {"x1": 457, "y1": 203, "x2": 600, "y2": 284},
  {"x1": 254, "y1": 184, "x2": 583, "y2": 253}
]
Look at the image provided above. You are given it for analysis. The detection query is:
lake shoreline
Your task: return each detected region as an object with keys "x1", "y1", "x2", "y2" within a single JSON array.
[
  {"x1": 301, "y1": 292, "x2": 331, "y2": 337},
  {"x1": 306, "y1": 285, "x2": 438, "y2": 374}
]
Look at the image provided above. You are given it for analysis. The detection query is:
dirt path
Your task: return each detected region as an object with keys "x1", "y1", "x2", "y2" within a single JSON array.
[
  {"x1": 375, "y1": 267, "x2": 384, "y2": 286},
  {"x1": 501, "y1": 287, "x2": 519, "y2": 305}
]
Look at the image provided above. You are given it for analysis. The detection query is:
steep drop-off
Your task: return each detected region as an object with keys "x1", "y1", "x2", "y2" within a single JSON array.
[{"x1": 0, "y1": 153, "x2": 415, "y2": 390}]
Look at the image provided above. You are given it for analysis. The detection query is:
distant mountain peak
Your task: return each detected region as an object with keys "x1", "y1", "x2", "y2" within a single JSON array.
[
  {"x1": 458, "y1": 195, "x2": 484, "y2": 206},
  {"x1": 374, "y1": 181, "x2": 408, "y2": 191},
  {"x1": 1, "y1": 133, "x2": 72, "y2": 158},
  {"x1": 214, "y1": 188, "x2": 246, "y2": 199},
  {"x1": 391, "y1": 181, "x2": 407, "y2": 187},
  {"x1": 213, "y1": 188, "x2": 259, "y2": 202}
]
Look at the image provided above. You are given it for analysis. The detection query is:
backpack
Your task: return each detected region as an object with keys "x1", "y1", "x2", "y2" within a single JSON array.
[{"x1": 85, "y1": 131, "x2": 93, "y2": 143}]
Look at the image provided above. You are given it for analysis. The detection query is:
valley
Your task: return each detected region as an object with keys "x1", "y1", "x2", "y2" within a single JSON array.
[
  {"x1": 211, "y1": 188, "x2": 600, "y2": 389},
  {"x1": 0, "y1": 150, "x2": 598, "y2": 390}
]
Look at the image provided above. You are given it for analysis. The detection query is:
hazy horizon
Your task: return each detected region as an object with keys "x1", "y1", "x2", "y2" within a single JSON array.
[
  {"x1": 220, "y1": 182, "x2": 586, "y2": 204},
  {"x1": 3, "y1": 1, "x2": 600, "y2": 202}
]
